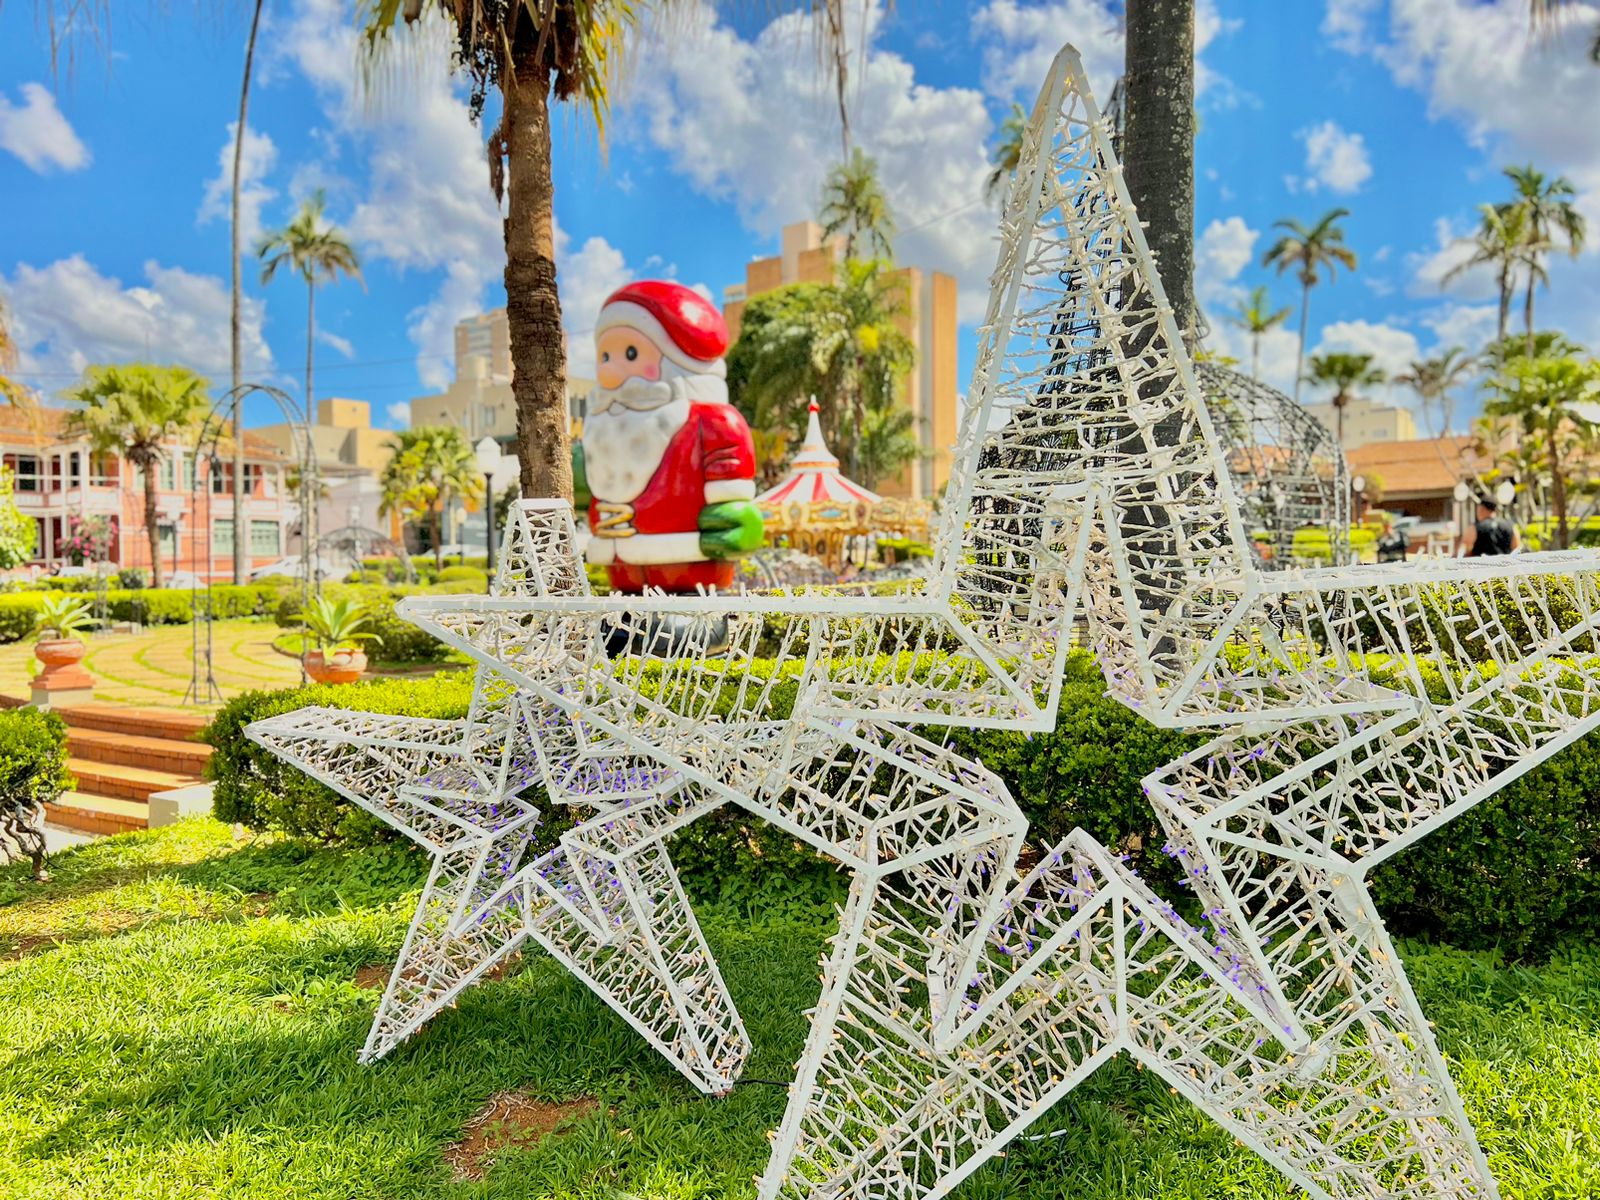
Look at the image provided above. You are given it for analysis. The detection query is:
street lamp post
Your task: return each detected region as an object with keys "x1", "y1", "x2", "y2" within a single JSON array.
[{"x1": 474, "y1": 436, "x2": 499, "y2": 573}]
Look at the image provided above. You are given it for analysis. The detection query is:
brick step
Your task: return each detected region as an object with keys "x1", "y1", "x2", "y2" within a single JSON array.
[
  {"x1": 65, "y1": 726, "x2": 213, "y2": 773},
  {"x1": 53, "y1": 703, "x2": 209, "y2": 743},
  {"x1": 45, "y1": 791, "x2": 148, "y2": 837},
  {"x1": 67, "y1": 757, "x2": 201, "y2": 803}
]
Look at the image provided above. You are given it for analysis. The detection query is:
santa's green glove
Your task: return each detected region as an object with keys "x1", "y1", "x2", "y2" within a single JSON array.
[
  {"x1": 571, "y1": 442, "x2": 592, "y2": 511},
  {"x1": 698, "y1": 499, "x2": 765, "y2": 560}
]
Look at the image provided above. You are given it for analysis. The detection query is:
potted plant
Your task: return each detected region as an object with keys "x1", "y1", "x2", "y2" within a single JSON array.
[
  {"x1": 32, "y1": 595, "x2": 97, "y2": 706},
  {"x1": 303, "y1": 596, "x2": 381, "y2": 685}
]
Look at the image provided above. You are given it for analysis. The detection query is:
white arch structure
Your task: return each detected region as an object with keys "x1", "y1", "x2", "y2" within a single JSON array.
[{"x1": 247, "y1": 46, "x2": 1600, "y2": 1200}]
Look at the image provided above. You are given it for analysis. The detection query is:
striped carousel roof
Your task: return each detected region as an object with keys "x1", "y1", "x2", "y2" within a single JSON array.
[{"x1": 756, "y1": 400, "x2": 881, "y2": 508}]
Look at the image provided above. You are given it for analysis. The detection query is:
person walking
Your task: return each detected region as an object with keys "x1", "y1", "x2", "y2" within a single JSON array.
[
  {"x1": 1376, "y1": 517, "x2": 1409, "y2": 563},
  {"x1": 1460, "y1": 497, "x2": 1520, "y2": 557}
]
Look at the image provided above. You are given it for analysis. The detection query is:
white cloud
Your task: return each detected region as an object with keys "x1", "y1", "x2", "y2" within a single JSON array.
[
  {"x1": 1341, "y1": 1, "x2": 1600, "y2": 349},
  {"x1": 316, "y1": 328, "x2": 355, "y2": 358},
  {"x1": 197, "y1": 124, "x2": 279, "y2": 252},
  {"x1": 1321, "y1": 0, "x2": 1383, "y2": 54},
  {"x1": 1419, "y1": 302, "x2": 1499, "y2": 350},
  {"x1": 972, "y1": 0, "x2": 1235, "y2": 106},
  {"x1": 1296, "y1": 120, "x2": 1373, "y2": 194},
  {"x1": 1195, "y1": 216, "x2": 1259, "y2": 308},
  {"x1": 625, "y1": 1, "x2": 998, "y2": 322},
  {"x1": 1406, "y1": 214, "x2": 1487, "y2": 299},
  {"x1": 2, "y1": 256, "x2": 274, "y2": 392},
  {"x1": 385, "y1": 401, "x2": 411, "y2": 426},
  {"x1": 0, "y1": 82, "x2": 90, "y2": 173}
]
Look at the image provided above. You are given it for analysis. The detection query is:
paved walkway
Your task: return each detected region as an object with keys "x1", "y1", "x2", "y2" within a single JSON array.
[{"x1": 1, "y1": 619, "x2": 323, "y2": 710}]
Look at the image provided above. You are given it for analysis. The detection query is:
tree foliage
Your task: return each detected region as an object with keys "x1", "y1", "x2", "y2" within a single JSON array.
[
  {"x1": 1263, "y1": 208, "x2": 1358, "y2": 402},
  {"x1": 65, "y1": 364, "x2": 209, "y2": 588},
  {"x1": 0, "y1": 469, "x2": 35, "y2": 572},
  {"x1": 819, "y1": 146, "x2": 895, "y2": 261},
  {"x1": 379, "y1": 426, "x2": 485, "y2": 569},
  {"x1": 729, "y1": 260, "x2": 916, "y2": 487}
]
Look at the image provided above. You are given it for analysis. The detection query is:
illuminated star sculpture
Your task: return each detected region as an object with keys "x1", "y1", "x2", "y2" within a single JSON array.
[{"x1": 249, "y1": 45, "x2": 1600, "y2": 1200}]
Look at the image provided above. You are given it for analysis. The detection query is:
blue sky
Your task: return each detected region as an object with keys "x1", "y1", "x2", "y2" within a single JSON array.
[{"x1": 3, "y1": 0, "x2": 1598, "y2": 434}]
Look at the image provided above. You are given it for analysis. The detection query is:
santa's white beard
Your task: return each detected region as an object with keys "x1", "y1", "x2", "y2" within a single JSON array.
[{"x1": 584, "y1": 381, "x2": 690, "y2": 503}]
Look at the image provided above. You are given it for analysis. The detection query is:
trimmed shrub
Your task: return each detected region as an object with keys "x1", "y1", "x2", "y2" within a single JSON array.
[
  {"x1": 0, "y1": 594, "x2": 44, "y2": 643},
  {"x1": 0, "y1": 707, "x2": 73, "y2": 804},
  {"x1": 435, "y1": 565, "x2": 489, "y2": 588},
  {"x1": 206, "y1": 673, "x2": 475, "y2": 842}
]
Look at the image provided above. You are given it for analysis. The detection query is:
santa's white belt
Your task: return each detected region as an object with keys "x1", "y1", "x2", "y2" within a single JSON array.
[{"x1": 587, "y1": 529, "x2": 707, "y2": 566}]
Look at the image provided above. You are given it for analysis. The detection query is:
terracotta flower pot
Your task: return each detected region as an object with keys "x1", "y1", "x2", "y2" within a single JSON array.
[
  {"x1": 35, "y1": 638, "x2": 88, "y2": 669},
  {"x1": 305, "y1": 648, "x2": 367, "y2": 685}
]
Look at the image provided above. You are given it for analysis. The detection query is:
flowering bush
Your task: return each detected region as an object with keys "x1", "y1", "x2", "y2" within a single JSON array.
[{"x1": 59, "y1": 514, "x2": 114, "y2": 566}]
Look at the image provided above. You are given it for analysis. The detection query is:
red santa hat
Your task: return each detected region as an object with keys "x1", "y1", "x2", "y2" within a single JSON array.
[{"x1": 595, "y1": 280, "x2": 729, "y2": 379}]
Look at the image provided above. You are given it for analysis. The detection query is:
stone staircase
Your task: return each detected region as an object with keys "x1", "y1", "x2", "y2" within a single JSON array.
[{"x1": 0, "y1": 700, "x2": 213, "y2": 836}]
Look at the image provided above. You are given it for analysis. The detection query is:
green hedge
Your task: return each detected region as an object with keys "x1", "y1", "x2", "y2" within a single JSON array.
[
  {"x1": 0, "y1": 584, "x2": 292, "y2": 642},
  {"x1": 203, "y1": 648, "x2": 1600, "y2": 957},
  {"x1": 274, "y1": 584, "x2": 454, "y2": 664},
  {"x1": 0, "y1": 707, "x2": 73, "y2": 816}
]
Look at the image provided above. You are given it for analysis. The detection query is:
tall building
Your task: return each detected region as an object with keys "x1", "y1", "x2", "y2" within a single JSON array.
[
  {"x1": 255, "y1": 398, "x2": 395, "y2": 476},
  {"x1": 722, "y1": 221, "x2": 959, "y2": 501},
  {"x1": 1304, "y1": 394, "x2": 1418, "y2": 451},
  {"x1": 411, "y1": 308, "x2": 593, "y2": 447}
]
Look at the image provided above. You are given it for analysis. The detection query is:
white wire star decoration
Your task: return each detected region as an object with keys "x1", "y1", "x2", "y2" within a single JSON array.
[{"x1": 245, "y1": 45, "x2": 1600, "y2": 1200}]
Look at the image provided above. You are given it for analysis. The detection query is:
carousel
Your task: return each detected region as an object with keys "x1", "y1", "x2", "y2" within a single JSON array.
[{"x1": 755, "y1": 400, "x2": 932, "y2": 572}]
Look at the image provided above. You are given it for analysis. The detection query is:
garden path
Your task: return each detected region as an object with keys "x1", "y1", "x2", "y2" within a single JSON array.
[{"x1": 4, "y1": 620, "x2": 326, "y2": 709}]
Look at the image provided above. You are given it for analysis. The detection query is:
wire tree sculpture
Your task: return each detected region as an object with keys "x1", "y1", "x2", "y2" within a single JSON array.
[
  {"x1": 244, "y1": 46, "x2": 1600, "y2": 1200},
  {"x1": 187, "y1": 384, "x2": 318, "y2": 702},
  {"x1": 1197, "y1": 361, "x2": 1351, "y2": 566}
]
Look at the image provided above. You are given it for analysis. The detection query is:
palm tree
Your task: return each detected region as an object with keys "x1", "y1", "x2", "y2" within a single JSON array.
[
  {"x1": 1263, "y1": 208, "x2": 1359, "y2": 403},
  {"x1": 855, "y1": 402, "x2": 921, "y2": 490},
  {"x1": 1228, "y1": 286, "x2": 1291, "y2": 383},
  {"x1": 1486, "y1": 352, "x2": 1600, "y2": 548},
  {"x1": 65, "y1": 365, "x2": 209, "y2": 588},
  {"x1": 0, "y1": 297, "x2": 28, "y2": 407},
  {"x1": 1396, "y1": 347, "x2": 1477, "y2": 437},
  {"x1": 820, "y1": 147, "x2": 895, "y2": 262},
  {"x1": 257, "y1": 190, "x2": 362, "y2": 433},
  {"x1": 228, "y1": 0, "x2": 267, "y2": 587},
  {"x1": 1503, "y1": 165, "x2": 1587, "y2": 356},
  {"x1": 1123, "y1": 0, "x2": 1197, "y2": 339},
  {"x1": 1442, "y1": 203, "x2": 1531, "y2": 343},
  {"x1": 379, "y1": 426, "x2": 484, "y2": 569},
  {"x1": 258, "y1": 190, "x2": 361, "y2": 560},
  {"x1": 1304, "y1": 352, "x2": 1385, "y2": 447},
  {"x1": 984, "y1": 103, "x2": 1027, "y2": 206}
]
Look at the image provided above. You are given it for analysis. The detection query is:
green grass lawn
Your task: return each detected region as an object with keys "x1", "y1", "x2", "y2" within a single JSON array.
[{"x1": 2, "y1": 821, "x2": 1598, "y2": 1199}]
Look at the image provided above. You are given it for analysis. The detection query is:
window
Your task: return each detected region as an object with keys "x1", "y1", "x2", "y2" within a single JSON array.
[
  {"x1": 68, "y1": 453, "x2": 83, "y2": 487},
  {"x1": 212, "y1": 518, "x2": 234, "y2": 554},
  {"x1": 158, "y1": 523, "x2": 177, "y2": 562},
  {"x1": 250, "y1": 521, "x2": 281, "y2": 556},
  {"x1": 159, "y1": 455, "x2": 176, "y2": 491},
  {"x1": 30, "y1": 519, "x2": 42, "y2": 559},
  {"x1": 13, "y1": 456, "x2": 40, "y2": 493},
  {"x1": 183, "y1": 455, "x2": 196, "y2": 492}
]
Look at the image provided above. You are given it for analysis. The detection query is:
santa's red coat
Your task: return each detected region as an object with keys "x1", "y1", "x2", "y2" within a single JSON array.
[{"x1": 587, "y1": 401, "x2": 756, "y2": 592}]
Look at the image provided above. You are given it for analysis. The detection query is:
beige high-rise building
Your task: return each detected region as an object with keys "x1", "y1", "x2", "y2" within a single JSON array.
[
  {"x1": 1305, "y1": 394, "x2": 1418, "y2": 451},
  {"x1": 255, "y1": 398, "x2": 394, "y2": 475},
  {"x1": 411, "y1": 309, "x2": 593, "y2": 447},
  {"x1": 722, "y1": 221, "x2": 959, "y2": 501}
]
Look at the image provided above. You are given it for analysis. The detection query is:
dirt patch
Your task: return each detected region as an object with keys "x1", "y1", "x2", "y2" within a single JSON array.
[
  {"x1": 353, "y1": 963, "x2": 391, "y2": 990},
  {"x1": 443, "y1": 1091, "x2": 599, "y2": 1180},
  {"x1": 359, "y1": 951, "x2": 522, "y2": 993},
  {"x1": 242, "y1": 892, "x2": 274, "y2": 918},
  {"x1": 1, "y1": 934, "x2": 59, "y2": 961}
]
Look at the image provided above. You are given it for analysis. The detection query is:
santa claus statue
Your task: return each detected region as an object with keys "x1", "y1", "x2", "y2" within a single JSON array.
[{"x1": 574, "y1": 279, "x2": 764, "y2": 594}]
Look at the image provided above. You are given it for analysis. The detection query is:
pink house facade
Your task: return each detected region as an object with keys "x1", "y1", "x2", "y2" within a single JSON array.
[{"x1": 0, "y1": 407, "x2": 296, "y2": 580}]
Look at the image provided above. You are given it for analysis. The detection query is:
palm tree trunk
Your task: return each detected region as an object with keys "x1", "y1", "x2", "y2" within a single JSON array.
[
  {"x1": 1124, "y1": 0, "x2": 1196, "y2": 343},
  {"x1": 503, "y1": 50, "x2": 572, "y2": 503},
  {"x1": 1551, "y1": 415, "x2": 1569, "y2": 550},
  {"x1": 1497, "y1": 266, "x2": 1511, "y2": 343},
  {"x1": 432, "y1": 505, "x2": 443, "y2": 571},
  {"x1": 1335, "y1": 393, "x2": 1345, "y2": 447},
  {"x1": 229, "y1": 0, "x2": 264, "y2": 587},
  {"x1": 304, "y1": 278, "x2": 318, "y2": 563},
  {"x1": 1250, "y1": 333, "x2": 1261, "y2": 382},
  {"x1": 1524, "y1": 273, "x2": 1536, "y2": 360},
  {"x1": 1294, "y1": 281, "x2": 1311, "y2": 403},
  {"x1": 144, "y1": 462, "x2": 163, "y2": 589}
]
